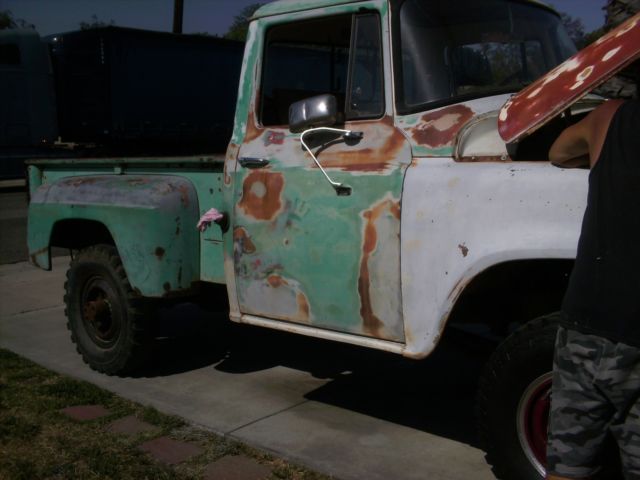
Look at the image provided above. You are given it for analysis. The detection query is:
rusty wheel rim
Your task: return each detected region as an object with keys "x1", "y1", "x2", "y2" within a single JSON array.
[{"x1": 81, "y1": 276, "x2": 121, "y2": 348}]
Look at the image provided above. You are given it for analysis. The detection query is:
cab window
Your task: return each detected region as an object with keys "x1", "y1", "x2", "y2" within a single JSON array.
[{"x1": 260, "y1": 12, "x2": 384, "y2": 126}]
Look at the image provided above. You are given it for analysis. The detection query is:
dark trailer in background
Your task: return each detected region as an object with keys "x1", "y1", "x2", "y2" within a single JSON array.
[
  {"x1": 0, "y1": 29, "x2": 58, "y2": 183},
  {"x1": 0, "y1": 27, "x2": 244, "y2": 183}
]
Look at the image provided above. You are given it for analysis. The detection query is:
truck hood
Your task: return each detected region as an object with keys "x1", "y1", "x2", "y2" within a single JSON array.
[{"x1": 498, "y1": 13, "x2": 640, "y2": 144}]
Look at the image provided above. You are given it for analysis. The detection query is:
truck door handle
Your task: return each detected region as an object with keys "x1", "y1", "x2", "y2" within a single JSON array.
[{"x1": 239, "y1": 157, "x2": 270, "y2": 169}]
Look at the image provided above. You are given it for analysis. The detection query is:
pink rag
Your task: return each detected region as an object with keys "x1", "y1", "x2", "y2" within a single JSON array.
[{"x1": 197, "y1": 208, "x2": 224, "y2": 232}]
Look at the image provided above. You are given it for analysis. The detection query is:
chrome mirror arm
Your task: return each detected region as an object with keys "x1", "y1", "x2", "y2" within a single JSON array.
[{"x1": 300, "y1": 127, "x2": 361, "y2": 196}]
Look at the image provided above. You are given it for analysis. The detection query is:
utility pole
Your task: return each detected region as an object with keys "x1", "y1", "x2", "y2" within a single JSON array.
[{"x1": 173, "y1": 0, "x2": 184, "y2": 33}]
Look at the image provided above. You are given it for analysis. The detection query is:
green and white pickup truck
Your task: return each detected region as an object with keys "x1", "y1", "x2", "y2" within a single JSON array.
[{"x1": 26, "y1": 1, "x2": 640, "y2": 478}]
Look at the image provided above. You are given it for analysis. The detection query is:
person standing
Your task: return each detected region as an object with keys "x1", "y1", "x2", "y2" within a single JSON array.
[{"x1": 546, "y1": 97, "x2": 640, "y2": 480}]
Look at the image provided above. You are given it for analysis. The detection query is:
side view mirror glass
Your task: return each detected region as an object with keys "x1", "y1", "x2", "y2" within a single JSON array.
[{"x1": 289, "y1": 94, "x2": 337, "y2": 133}]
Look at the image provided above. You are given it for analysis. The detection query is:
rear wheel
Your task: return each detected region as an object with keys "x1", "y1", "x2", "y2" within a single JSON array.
[
  {"x1": 64, "y1": 244, "x2": 152, "y2": 375},
  {"x1": 477, "y1": 314, "x2": 559, "y2": 480}
]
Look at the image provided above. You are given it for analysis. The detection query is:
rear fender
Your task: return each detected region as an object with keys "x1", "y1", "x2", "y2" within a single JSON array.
[{"x1": 28, "y1": 175, "x2": 200, "y2": 297}]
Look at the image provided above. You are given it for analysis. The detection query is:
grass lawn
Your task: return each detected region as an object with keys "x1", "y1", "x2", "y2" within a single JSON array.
[{"x1": 0, "y1": 348, "x2": 331, "y2": 480}]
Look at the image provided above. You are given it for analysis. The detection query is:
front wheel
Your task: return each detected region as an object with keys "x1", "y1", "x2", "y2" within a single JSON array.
[
  {"x1": 476, "y1": 314, "x2": 559, "y2": 480},
  {"x1": 64, "y1": 244, "x2": 152, "y2": 375}
]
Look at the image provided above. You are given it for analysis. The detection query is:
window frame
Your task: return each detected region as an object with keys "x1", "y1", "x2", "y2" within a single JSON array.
[
  {"x1": 345, "y1": 12, "x2": 386, "y2": 121},
  {"x1": 390, "y1": 0, "x2": 571, "y2": 116},
  {"x1": 258, "y1": 10, "x2": 385, "y2": 128}
]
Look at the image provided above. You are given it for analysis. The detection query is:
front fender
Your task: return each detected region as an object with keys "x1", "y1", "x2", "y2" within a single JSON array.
[
  {"x1": 400, "y1": 158, "x2": 587, "y2": 358},
  {"x1": 28, "y1": 174, "x2": 200, "y2": 297}
]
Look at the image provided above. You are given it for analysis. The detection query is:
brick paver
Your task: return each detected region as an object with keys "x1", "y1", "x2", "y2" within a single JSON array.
[
  {"x1": 60, "y1": 404, "x2": 111, "y2": 421},
  {"x1": 203, "y1": 455, "x2": 272, "y2": 480},
  {"x1": 106, "y1": 415, "x2": 157, "y2": 435},
  {"x1": 138, "y1": 436, "x2": 204, "y2": 465}
]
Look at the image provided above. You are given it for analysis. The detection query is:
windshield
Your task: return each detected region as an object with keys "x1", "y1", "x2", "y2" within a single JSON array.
[{"x1": 394, "y1": 0, "x2": 576, "y2": 114}]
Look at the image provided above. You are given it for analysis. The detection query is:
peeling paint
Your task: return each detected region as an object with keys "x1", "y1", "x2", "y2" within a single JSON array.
[
  {"x1": 499, "y1": 13, "x2": 640, "y2": 143},
  {"x1": 233, "y1": 226, "x2": 257, "y2": 254},
  {"x1": 238, "y1": 171, "x2": 284, "y2": 221},
  {"x1": 265, "y1": 130, "x2": 285, "y2": 146},
  {"x1": 155, "y1": 247, "x2": 166, "y2": 260},
  {"x1": 411, "y1": 105, "x2": 475, "y2": 148},
  {"x1": 65, "y1": 177, "x2": 99, "y2": 187},
  {"x1": 359, "y1": 197, "x2": 402, "y2": 337}
]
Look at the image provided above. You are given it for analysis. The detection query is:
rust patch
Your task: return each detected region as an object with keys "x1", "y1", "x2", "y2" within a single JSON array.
[
  {"x1": 411, "y1": 105, "x2": 475, "y2": 148},
  {"x1": 177, "y1": 266, "x2": 182, "y2": 285},
  {"x1": 225, "y1": 143, "x2": 239, "y2": 186},
  {"x1": 458, "y1": 243, "x2": 469, "y2": 257},
  {"x1": 175, "y1": 184, "x2": 190, "y2": 207},
  {"x1": 128, "y1": 178, "x2": 149, "y2": 186},
  {"x1": 154, "y1": 247, "x2": 165, "y2": 260},
  {"x1": 238, "y1": 171, "x2": 284, "y2": 221},
  {"x1": 296, "y1": 292, "x2": 310, "y2": 320},
  {"x1": 243, "y1": 108, "x2": 263, "y2": 143},
  {"x1": 233, "y1": 227, "x2": 256, "y2": 254},
  {"x1": 163, "y1": 282, "x2": 171, "y2": 292},
  {"x1": 319, "y1": 118, "x2": 406, "y2": 172},
  {"x1": 267, "y1": 274, "x2": 287, "y2": 288},
  {"x1": 359, "y1": 199, "x2": 401, "y2": 336},
  {"x1": 162, "y1": 182, "x2": 190, "y2": 207},
  {"x1": 65, "y1": 177, "x2": 98, "y2": 187},
  {"x1": 265, "y1": 130, "x2": 285, "y2": 146}
]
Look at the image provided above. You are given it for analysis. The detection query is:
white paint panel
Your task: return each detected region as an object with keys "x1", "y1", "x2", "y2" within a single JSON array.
[{"x1": 400, "y1": 158, "x2": 587, "y2": 358}]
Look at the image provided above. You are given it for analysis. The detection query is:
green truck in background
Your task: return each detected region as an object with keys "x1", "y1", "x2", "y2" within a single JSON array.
[{"x1": 26, "y1": 1, "x2": 640, "y2": 478}]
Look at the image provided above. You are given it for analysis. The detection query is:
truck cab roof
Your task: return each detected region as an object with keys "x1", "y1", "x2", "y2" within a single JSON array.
[{"x1": 253, "y1": 0, "x2": 558, "y2": 20}]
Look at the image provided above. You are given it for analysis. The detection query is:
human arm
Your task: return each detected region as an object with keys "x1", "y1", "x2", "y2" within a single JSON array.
[
  {"x1": 549, "y1": 116, "x2": 591, "y2": 168},
  {"x1": 548, "y1": 100, "x2": 625, "y2": 169}
]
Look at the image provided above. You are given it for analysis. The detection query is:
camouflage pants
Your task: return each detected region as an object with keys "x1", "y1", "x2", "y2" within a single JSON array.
[{"x1": 547, "y1": 326, "x2": 640, "y2": 479}]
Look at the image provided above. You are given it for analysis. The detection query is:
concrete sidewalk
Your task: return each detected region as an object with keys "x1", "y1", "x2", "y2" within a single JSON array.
[{"x1": 0, "y1": 258, "x2": 495, "y2": 480}]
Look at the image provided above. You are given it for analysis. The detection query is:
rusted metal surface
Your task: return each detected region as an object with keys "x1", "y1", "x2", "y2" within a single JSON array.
[
  {"x1": 230, "y1": 0, "x2": 407, "y2": 342},
  {"x1": 410, "y1": 105, "x2": 475, "y2": 149},
  {"x1": 398, "y1": 95, "x2": 511, "y2": 158},
  {"x1": 499, "y1": 13, "x2": 640, "y2": 144},
  {"x1": 28, "y1": 175, "x2": 201, "y2": 297},
  {"x1": 359, "y1": 197, "x2": 402, "y2": 338},
  {"x1": 238, "y1": 171, "x2": 285, "y2": 221}
]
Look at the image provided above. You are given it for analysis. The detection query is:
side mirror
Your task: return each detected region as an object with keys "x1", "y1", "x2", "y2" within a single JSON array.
[{"x1": 288, "y1": 94, "x2": 337, "y2": 133}]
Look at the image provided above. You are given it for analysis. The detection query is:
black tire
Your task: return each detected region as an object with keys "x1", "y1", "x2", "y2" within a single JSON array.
[
  {"x1": 64, "y1": 244, "x2": 152, "y2": 375},
  {"x1": 477, "y1": 313, "x2": 560, "y2": 480}
]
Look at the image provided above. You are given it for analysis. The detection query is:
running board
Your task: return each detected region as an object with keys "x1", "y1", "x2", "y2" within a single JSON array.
[{"x1": 232, "y1": 313, "x2": 407, "y2": 355}]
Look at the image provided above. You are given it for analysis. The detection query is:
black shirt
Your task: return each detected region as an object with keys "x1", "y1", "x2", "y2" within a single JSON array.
[{"x1": 561, "y1": 100, "x2": 640, "y2": 345}]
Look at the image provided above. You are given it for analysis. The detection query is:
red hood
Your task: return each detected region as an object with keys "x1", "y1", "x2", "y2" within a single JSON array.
[{"x1": 498, "y1": 13, "x2": 640, "y2": 144}]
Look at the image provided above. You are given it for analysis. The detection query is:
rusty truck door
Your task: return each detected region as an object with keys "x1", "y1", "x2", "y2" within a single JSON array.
[{"x1": 231, "y1": 6, "x2": 412, "y2": 342}]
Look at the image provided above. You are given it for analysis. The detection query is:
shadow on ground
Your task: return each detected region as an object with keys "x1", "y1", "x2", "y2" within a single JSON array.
[{"x1": 136, "y1": 301, "x2": 495, "y2": 448}]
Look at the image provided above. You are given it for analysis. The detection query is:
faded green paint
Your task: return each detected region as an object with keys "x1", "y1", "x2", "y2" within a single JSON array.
[
  {"x1": 232, "y1": 0, "x2": 407, "y2": 341},
  {"x1": 28, "y1": 159, "x2": 228, "y2": 290},
  {"x1": 28, "y1": 175, "x2": 202, "y2": 297},
  {"x1": 233, "y1": 166, "x2": 405, "y2": 339},
  {"x1": 254, "y1": 0, "x2": 365, "y2": 18}
]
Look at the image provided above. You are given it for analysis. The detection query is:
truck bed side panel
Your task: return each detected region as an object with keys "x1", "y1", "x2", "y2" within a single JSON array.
[{"x1": 28, "y1": 174, "x2": 200, "y2": 297}]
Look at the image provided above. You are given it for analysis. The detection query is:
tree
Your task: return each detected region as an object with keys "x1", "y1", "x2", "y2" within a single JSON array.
[
  {"x1": 0, "y1": 9, "x2": 35, "y2": 30},
  {"x1": 593, "y1": 0, "x2": 640, "y2": 98},
  {"x1": 79, "y1": 14, "x2": 115, "y2": 30},
  {"x1": 560, "y1": 12, "x2": 586, "y2": 48},
  {"x1": 605, "y1": 0, "x2": 640, "y2": 28},
  {"x1": 224, "y1": 3, "x2": 263, "y2": 41}
]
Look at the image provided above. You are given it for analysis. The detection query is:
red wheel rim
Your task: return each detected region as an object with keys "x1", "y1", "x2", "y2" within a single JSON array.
[{"x1": 517, "y1": 373, "x2": 552, "y2": 477}]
